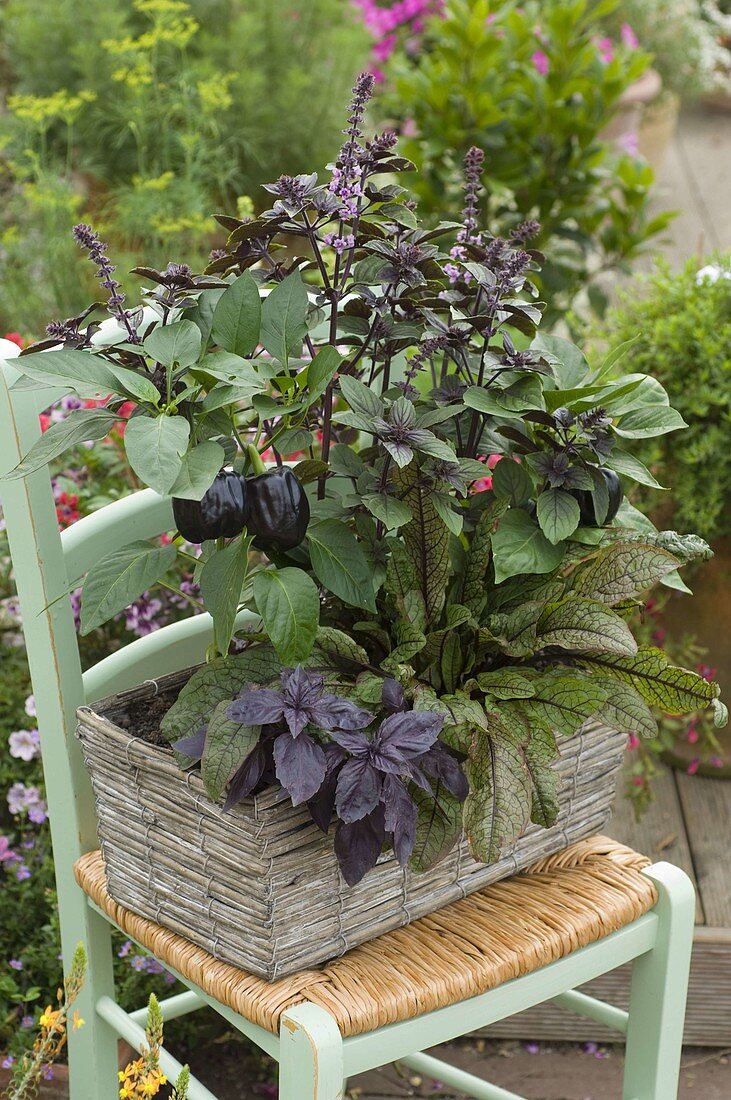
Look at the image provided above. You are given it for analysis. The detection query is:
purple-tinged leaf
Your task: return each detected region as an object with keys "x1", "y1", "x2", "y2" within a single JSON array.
[
  {"x1": 420, "y1": 744, "x2": 469, "y2": 800},
  {"x1": 374, "y1": 710, "x2": 444, "y2": 761},
  {"x1": 223, "y1": 742, "x2": 268, "y2": 810},
  {"x1": 228, "y1": 689, "x2": 285, "y2": 727},
  {"x1": 382, "y1": 775, "x2": 418, "y2": 866},
  {"x1": 328, "y1": 728, "x2": 370, "y2": 755},
  {"x1": 306, "y1": 745, "x2": 346, "y2": 832},
  {"x1": 172, "y1": 726, "x2": 207, "y2": 762},
  {"x1": 273, "y1": 731, "x2": 327, "y2": 806},
  {"x1": 335, "y1": 757, "x2": 382, "y2": 823},
  {"x1": 382, "y1": 678, "x2": 407, "y2": 713},
  {"x1": 309, "y1": 693, "x2": 374, "y2": 731},
  {"x1": 334, "y1": 806, "x2": 386, "y2": 886}
]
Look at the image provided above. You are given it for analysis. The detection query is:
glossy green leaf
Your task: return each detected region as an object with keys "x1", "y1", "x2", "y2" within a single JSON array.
[
  {"x1": 491, "y1": 458, "x2": 533, "y2": 505},
  {"x1": 5, "y1": 408, "x2": 118, "y2": 479},
  {"x1": 10, "y1": 349, "x2": 132, "y2": 400},
  {"x1": 260, "y1": 272, "x2": 308, "y2": 364},
  {"x1": 200, "y1": 535, "x2": 251, "y2": 656},
  {"x1": 491, "y1": 509, "x2": 564, "y2": 584},
  {"x1": 143, "y1": 320, "x2": 201, "y2": 368},
  {"x1": 536, "y1": 488, "x2": 580, "y2": 545},
  {"x1": 614, "y1": 405, "x2": 687, "y2": 438},
  {"x1": 211, "y1": 272, "x2": 261, "y2": 357},
  {"x1": 124, "y1": 415, "x2": 190, "y2": 495},
  {"x1": 80, "y1": 540, "x2": 177, "y2": 634},
  {"x1": 305, "y1": 346, "x2": 342, "y2": 401},
  {"x1": 166, "y1": 440, "x2": 225, "y2": 500},
  {"x1": 362, "y1": 493, "x2": 412, "y2": 531},
  {"x1": 307, "y1": 521, "x2": 376, "y2": 611},
  {"x1": 252, "y1": 566, "x2": 320, "y2": 664}
]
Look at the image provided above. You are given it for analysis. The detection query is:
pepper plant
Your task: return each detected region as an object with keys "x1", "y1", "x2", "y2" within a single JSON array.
[{"x1": 3, "y1": 75, "x2": 726, "y2": 884}]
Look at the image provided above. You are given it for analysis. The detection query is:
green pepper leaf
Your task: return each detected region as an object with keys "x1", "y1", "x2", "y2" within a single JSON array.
[
  {"x1": 166, "y1": 440, "x2": 225, "y2": 500},
  {"x1": 307, "y1": 521, "x2": 377, "y2": 612},
  {"x1": 260, "y1": 271, "x2": 308, "y2": 365},
  {"x1": 143, "y1": 320, "x2": 201, "y2": 368},
  {"x1": 536, "y1": 488, "x2": 580, "y2": 545},
  {"x1": 124, "y1": 414, "x2": 190, "y2": 495},
  {"x1": 80, "y1": 540, "x2": 177, "y2": 634},
  {"x1": 253, "y1": 566, "x2": 320, "y2": 665},
  {"x1": 4, "y1": 408, "x2": 118, "y2": 479},
  {"x1": 491, "y1": 509, "x2": 564, "y2": 584},
  {"x1": 211, "y1": 272, "x2": 262, "y2": 357},
  {"x1": 200, "y1": 534, "x2": 252, "y2": 657},
  {"x1": 10, "y1": 349, "x2": 135, "y2": 400}
]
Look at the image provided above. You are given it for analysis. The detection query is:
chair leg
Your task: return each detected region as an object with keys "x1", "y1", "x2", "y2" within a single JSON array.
[
  {"x1": 622, "y1": 862, "x2": 695, "y2": 1100},
  {"x1": 279, "y1": 1004, "x2": 344, "y2": 1100},
  {"x1": 65, "y1": 900, "x2": 120, "y2": 1100}
]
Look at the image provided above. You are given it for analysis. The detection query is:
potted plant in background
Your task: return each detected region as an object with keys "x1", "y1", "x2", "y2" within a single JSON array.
[
  {"x1": 3, "y1": 74, "x2": 725, "y2": 980},
  {"x1": 370, "y1": 0, "x2": 671, "y2": 320},
  {"x1": 591, "y1": 256, "x2": 731, "y2": 780}
]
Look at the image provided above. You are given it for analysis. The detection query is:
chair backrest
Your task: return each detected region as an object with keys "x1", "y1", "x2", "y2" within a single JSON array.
[{"x1": 0, "y1": 358, "x2": 253, "y2": 872}]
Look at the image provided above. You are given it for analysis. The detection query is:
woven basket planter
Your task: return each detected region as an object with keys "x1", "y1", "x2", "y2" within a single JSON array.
[{"x1": 77, "y1": 670, "x2": 627, "y2": 980}]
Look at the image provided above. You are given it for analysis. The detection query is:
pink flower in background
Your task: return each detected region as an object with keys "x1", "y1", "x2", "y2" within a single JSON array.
[
  {"x1": 687, "y1": 758, "x2": 700, "y2": 776},
  {"x1": 686, "y1": 725, "x2": 699, "y2": 745},
  {"x1": 617, "y1": 131, "x2": 640, "y2": 157},
  {"x1": 621, "y1": 22, "x2": 639, "y2": 49},
  {"x1": 595, "y1": 36, "x2": 614, "y2": 64},
  {"x1": 632, "y1": 775, "x2": 645, "y2": 787},
  {"x1": 531, "y1": 49, "x2": 549, "y2": 76},
  {"x1": 401, "y1": 117, "x2": 418, "y2": 137},
  {"x1": 627, "y1": 734, "x2": 640, "y2": 751},
  {"x1": 8, "y1": 730, "x2": 41, "y2": 761},
  {"x1": 0, "y1": 837, "x2": 17, "y2": 864}
]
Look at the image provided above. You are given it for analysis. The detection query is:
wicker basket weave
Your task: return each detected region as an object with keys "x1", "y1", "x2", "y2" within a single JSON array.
[{"x1": 77, "y1": 670, "x2": 627, "y2": 980}]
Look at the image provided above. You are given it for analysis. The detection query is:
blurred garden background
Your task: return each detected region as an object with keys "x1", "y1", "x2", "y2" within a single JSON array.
[{"x1": 0, "y1": 1, "x2": 730, "y2": 1096}]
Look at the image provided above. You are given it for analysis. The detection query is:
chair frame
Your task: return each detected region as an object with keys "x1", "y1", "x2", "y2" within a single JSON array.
[{"x1": 0, "y1": 359, "x2": 696, "y2": 1100}]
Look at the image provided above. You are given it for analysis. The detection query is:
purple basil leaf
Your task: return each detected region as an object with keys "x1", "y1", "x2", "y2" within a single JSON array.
[
  {"x1": 381, "y1": 678, "x2": 407, "y2": 713},
  {"x1": 172, "y1": 725, "x2": 207, "y2": 762},
  {"x1": 421, "y1": 744, "x2": 469, "y2": 801},
  {"x1": 405, "y1": 761, "x2": 433, "y2": 793},
  {"x1": 335, "y1": 757, "x2": 382, "y2": 823},
  {"x1": 307, "y1": 743, "x2": 348, "y2": 833},
  {"x1": 223, "y1": 742, "x2": 267, "y2": 811},
  {"x1": 376, "y1": 710, "x2": 444, "y2": 759},
  {"x1": 282, "y1": 702, "x2": 310, "y2": 738},
  {"x1": 310, "y1": 693, "x2": 374, "y2": 731},
  {"x1": 228, "y1": 688, "x2": 285, "y2": 727},
  {"x1": 273, "y1": 731, "x2": 327, "y2": 806},
  {"x1": 334, "y1": 805, "x2": 386, "y2": 887},
  {"x1": 382, "y1": 775, "x2": 418, "y2": 866},
  {"x1": 327, "y1": 728, "x2": 370, "y2": 755}
]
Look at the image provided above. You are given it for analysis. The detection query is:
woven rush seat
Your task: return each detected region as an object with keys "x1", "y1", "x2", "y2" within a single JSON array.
[{"x1": 74, "y1": 835, "x2": 656, "y2": 1039}]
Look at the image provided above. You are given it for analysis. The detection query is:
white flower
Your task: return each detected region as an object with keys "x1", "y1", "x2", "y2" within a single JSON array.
[
  {"x1": 8, "y1": 730, "x2": 41, "y2": 762},
  {"x1": 696, "y1": 264, "x2": 731, "y2": 285},
  {"x1": 24, "y1": 695, "x2": 36, "y2": 718}
]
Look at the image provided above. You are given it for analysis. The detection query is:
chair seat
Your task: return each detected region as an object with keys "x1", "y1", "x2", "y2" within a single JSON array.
[{"x1": 74, "y1": 836, "x2": 656, "y2": 1039}]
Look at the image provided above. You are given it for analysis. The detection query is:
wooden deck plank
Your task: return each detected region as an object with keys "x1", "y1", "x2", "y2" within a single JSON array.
[
  {"x1": 676, "y1": 772, "x2": 731, "y2": 928},
  {"x1": 604, "y1": 765, "x2": 705, "y2": 924}
]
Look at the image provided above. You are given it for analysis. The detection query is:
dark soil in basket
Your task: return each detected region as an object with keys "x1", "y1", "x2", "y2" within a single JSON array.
[{"x1": 111, "y1": 686, "x2": 182, "y2": 747}]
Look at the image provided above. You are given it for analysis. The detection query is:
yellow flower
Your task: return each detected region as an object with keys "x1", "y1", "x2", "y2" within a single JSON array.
[
  {"x1": 39, "y1": 1006, "x2": 61, "y2": 1029},
  {"x1": 72, "y1": 1010, "x2": 85, "y2": 1030}
]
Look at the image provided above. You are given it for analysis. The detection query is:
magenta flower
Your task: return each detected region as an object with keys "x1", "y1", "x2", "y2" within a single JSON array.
[
  {"x1": 687, "y1": 758, "x2": 700, "y2": 776},
  {"x1": 621, "y1": 23, "x2": 639, "y2": 49},
  {"x1": 531, "y1": 50, "x2": 549, "y2": 76},
  {"x1": 0, "y1": 837, "x2": 16, "y2": 864},
  {"x1": 595, "y1": 36, "x2": 614, "y2": 64}
]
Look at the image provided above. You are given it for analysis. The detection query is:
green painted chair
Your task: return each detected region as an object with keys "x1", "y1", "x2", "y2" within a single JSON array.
[{"x1": 0, "y1": 358, "x2": 696, "y2": 1100}]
